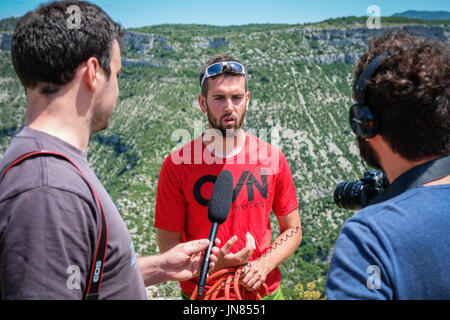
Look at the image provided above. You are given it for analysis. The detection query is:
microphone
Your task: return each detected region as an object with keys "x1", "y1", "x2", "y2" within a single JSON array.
[{"x1": 197, "y1": 170, "x2": 234, "y2": 297}]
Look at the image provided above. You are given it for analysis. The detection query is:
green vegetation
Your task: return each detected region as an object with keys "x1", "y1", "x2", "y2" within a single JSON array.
[
  {"x1": 129, "y1": 23, "x2": 293, "y2": 39},
  {"x1": 0, "y1": 17, "x2": 18, "y2": 31}
]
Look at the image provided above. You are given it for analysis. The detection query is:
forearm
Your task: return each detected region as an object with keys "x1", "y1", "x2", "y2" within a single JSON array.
[
  {"x1": 137, "y1": 255, "x2": 169, "y2": 287},
  {"x1": 254, "y1": 224, "x2": 302, "y2": 274},
  {"x1": 139, "y1": 229, "x2": 182, "y2": 286},
  {"x1": 139, "y1": 230, "x2": 179, "y2": 287},
  {"x1": 239, "y1": 220, "x2": 302, "y2": 292}
]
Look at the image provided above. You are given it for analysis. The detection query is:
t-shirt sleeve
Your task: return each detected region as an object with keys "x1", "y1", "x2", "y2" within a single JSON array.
[
  {"x1": 0, "y1": 187, "x2": 97, "y2": 300},
  {"x1": 272, "y1": 152, "x2": 299, "y2": 216},
  {"x1": 154, "y1": 156, "x2": 187, "y2": 232},
  {"x1": 326, "y1": 218, "x2": 394, "y2": 300}
]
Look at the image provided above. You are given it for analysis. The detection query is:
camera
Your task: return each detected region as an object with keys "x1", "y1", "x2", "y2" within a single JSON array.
[{"x1": 334, "y1": 171, "x2": 390, "y2": 210}]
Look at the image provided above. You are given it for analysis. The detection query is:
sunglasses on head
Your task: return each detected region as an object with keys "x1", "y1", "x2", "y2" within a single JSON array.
[{"x1": 200, "y1": 61, "x2": 246, "y2": 87}]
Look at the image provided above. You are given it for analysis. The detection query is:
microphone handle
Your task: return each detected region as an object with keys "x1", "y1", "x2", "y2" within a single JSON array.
[{"x1": 197, "y1": 222, "x2": 219, "y2": 297}]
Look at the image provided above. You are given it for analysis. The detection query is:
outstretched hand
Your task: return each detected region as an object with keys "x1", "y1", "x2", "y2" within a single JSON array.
[
  {"x1": 210, "y1": 232, "x2": 256, "y2": 274},
  {"x1": 161, "y1": 239, "x2": 220, "y2": 282}
]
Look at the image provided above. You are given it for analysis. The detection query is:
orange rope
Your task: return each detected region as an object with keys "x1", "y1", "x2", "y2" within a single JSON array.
[{"x1": 191, "y1": 266, "x2": 269, "y2": 300}]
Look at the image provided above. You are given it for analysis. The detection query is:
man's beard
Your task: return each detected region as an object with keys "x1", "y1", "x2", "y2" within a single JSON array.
[
  {"x1": 206, "y1": 102, "x2": 246, "y2": 137},
  {"x1": 357, "y1": 137, "x2": 382, "y2": 170},
  {"x1": 89, "y1": 82, "x2": 115, "y2": 135},
  {"x1": 90, "y1": 101, "x2": 111, "y2": 135}
]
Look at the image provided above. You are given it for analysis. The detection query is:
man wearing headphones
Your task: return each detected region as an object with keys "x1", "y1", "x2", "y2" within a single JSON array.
[{"x1": 326, "y1": 31, "x2": 450, "y2": 299}]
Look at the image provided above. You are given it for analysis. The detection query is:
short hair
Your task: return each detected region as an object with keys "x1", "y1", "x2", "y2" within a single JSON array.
[
  {"x1": 354, "y1": 31, "x2": 450, "y2": 161},
  {"x1": 11, "y1": 0, "x2": 123, "y2": 95},
  {"x1": 199, "y1": 54, "x2": 248, "y2": 97}
]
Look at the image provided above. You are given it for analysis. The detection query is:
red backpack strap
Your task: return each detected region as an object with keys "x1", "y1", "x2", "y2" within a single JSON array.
[{"x1": 2, "y1": 149, "x2": 108, "y2": 300}]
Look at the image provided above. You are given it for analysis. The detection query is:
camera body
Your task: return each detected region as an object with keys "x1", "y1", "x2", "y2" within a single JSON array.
[{"x1": 334, "y1": 171, "x2": 390, "y2": 210}]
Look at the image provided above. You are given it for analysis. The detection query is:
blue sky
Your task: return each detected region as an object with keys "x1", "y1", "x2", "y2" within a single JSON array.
[{"x1": 1, "y1": 0, "x2": 449, "y2": 28}]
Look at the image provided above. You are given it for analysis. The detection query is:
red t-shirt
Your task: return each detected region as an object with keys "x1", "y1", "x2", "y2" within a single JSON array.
[{"x1": 154, "y1": 132, "x2": 299, "y2": 298}]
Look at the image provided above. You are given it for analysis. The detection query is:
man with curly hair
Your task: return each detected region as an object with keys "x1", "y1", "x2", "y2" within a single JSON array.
[{"x1": 326, "y1": 31, "x2": 450, "y2": 300}]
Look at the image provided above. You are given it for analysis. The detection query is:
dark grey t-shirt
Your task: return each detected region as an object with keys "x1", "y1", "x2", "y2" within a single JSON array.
[{"x1": 0, "y1": 127, "x2": 147, "y2": 300}]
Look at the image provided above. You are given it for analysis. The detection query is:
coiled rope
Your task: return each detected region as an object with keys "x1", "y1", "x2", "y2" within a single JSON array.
[
  {"x1": 190, "y1": 227, "x2": 302, "y2": 300},
  {"x1": 190, "y1": 266, "x2": 269, "y2": 300}
]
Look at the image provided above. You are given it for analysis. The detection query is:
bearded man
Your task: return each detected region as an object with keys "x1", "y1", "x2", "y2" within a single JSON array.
[{"x1": 155, "y1": 54, "x2": 302, "y2": 300}]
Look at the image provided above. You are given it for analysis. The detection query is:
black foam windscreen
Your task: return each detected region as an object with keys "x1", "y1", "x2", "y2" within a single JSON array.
[{"x1": 208, "y1": 170, "x2": 234, "y2": 224}]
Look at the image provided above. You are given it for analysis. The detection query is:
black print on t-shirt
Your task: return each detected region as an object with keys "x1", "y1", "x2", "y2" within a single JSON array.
[{"x1": 193, "y1": 169, "x2": 268, "y2": 207}]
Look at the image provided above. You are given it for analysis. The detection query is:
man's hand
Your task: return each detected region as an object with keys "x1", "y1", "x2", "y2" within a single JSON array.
[
  {"x1": 210, "y1": 232, "x2": 256, "y2": 273},
  {"x1": 240, "y1": 210, "x2": 302, "y2": 292},
  {"x1": 240, "y1": 259, "x2": 270, "y2": 291},
  {"x1": 160, "y1": 239, "x2": 220, "y2": 282}
]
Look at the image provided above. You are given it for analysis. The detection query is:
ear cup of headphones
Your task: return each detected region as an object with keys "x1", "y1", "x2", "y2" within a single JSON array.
[{"x1": 349, "y1": 104, "x2": 379, "y2": 139}]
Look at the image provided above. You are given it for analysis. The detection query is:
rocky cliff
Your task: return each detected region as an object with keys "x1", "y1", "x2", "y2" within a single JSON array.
[{"x1": 0, "y1": 17, "x2": 449, "y2": 299}]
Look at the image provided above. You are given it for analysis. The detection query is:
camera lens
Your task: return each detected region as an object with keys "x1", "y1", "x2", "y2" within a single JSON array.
[{"x1": 334, "y1": 181, "x2": 365, "y2": 210}]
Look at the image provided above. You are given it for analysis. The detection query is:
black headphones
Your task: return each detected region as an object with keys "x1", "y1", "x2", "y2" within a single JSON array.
[{"x1": 349, "y1": 52, "x2": 390, "y2": 139}]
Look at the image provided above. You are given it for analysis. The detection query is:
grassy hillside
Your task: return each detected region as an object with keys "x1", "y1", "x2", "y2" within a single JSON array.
[{"x1": 0, "y1": 16, "x2": 449, "y2": 299}]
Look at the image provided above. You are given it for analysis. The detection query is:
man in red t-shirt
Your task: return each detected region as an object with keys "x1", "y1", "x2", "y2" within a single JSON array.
[{"x1": 155, "y1": 54, "x2": 302, "y2": 300}]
